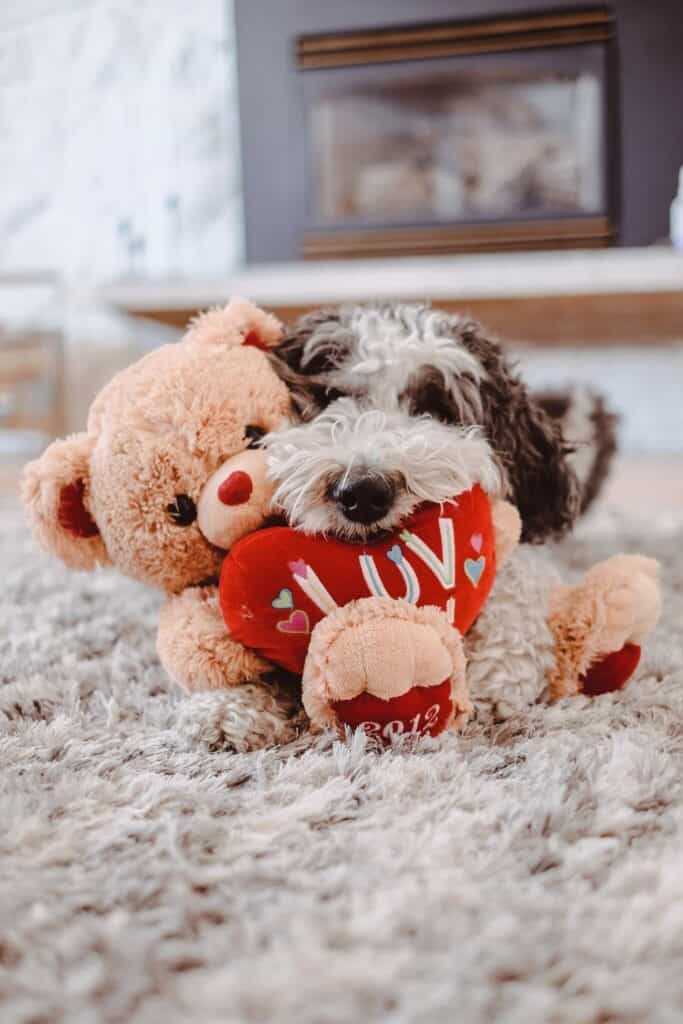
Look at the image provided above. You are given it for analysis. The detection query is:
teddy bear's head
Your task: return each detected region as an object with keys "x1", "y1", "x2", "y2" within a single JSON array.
[{"x1": 22, "y1": 299, "x2": 290, "y2": 594}]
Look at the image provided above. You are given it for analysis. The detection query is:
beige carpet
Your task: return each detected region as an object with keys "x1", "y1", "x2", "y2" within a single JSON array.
[{"x1": 1, "y1": 498, "x2": 682, "y2": 1024}]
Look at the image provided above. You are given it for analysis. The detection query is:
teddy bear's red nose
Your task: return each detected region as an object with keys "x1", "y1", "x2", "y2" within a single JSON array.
[{"x1": 218, "y1": 471, "x2": 253, "y2": 506}]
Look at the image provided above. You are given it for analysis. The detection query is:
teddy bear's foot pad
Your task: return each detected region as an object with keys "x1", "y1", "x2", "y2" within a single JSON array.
[
  {"x1": 333, "y1": 679, "x2": 453, "y2": 742},
  {"x1": 301, "y1": 597, "x2": 471, "y2": 737},
  {"x1": 580, "y1": 642, "x2": 641, "y2": 697}
]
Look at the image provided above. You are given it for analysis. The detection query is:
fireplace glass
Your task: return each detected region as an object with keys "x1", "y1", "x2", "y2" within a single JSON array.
[{"x1": 310, "y1": 63, "x2": 605, "y2": 227}]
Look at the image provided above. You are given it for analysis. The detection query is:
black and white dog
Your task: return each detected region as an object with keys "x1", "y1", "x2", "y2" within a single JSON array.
[{"x1": 265, "y1": 302, "x2": 615, "y2": 547}]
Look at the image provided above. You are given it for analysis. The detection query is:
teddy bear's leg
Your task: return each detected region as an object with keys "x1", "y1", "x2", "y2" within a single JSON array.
[
  {"x1": 158, "y1": 584, "x2": 271, "y2": 692},
  {"x1": 301, "y1": 597, "x2": 471, "y2": 737},
  {"x1": 547, "y1": 555, "x2": 661, "y2": 700}
]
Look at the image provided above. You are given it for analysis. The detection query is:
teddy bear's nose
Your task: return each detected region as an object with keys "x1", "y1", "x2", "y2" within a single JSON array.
[{"x1": 218, "y1": 471, "x2": 253, "y2": 506}]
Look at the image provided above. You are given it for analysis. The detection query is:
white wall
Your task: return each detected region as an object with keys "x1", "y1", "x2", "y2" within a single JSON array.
[{"x1": 0, "y1": 0, "x2": 242, "y2": 286}]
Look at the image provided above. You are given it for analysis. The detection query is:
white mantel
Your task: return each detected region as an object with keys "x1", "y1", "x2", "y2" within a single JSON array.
[{"x1": 96, "y1": 246, "x2": 683, "y2": 312}]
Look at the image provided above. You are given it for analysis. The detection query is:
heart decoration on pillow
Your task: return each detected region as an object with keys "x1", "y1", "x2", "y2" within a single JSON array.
[{"x1": 220, "y1": 485, "x2": 496, "y2": 676}]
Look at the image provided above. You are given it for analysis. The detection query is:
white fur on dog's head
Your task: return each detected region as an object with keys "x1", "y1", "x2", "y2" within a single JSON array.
[
  {"x1": 265, "y1": 397, "x2": 502, "y2": 541},
  {"x1": 301, "y1": 305, "x2": 488, "y2": 422}
]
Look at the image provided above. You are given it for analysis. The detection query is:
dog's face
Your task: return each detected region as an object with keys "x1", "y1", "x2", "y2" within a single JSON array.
[
  {"x1": 263, "y1": 397, "x2": 502, "y2": 541},
  {"x1": 267, "y1": 303, "x2": 578, "y2": 543}
]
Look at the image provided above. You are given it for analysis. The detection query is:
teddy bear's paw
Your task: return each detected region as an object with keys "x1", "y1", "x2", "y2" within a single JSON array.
[
  {"x1": 158, "y1": 586, "x2": 271, "y2": 692},
  {"x1": 582, "y1": 555, "x2": 661, "y2": 660},
  {"x1": 301, "y1": 597, "x2": 471, "y2": 742},
  {"x1": 548, "y1": 555, "x2": 661, "y2": 699}
]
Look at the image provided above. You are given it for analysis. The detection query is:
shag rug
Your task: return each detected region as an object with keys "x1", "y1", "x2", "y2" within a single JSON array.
[{"x1": 2, "y1": 498, "x2": 683, "y2": 1024}]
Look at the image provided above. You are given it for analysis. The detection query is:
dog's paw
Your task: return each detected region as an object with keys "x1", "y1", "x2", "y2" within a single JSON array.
[{"x1": 177, "y1": 682, "x2": 304, "y2": 754}]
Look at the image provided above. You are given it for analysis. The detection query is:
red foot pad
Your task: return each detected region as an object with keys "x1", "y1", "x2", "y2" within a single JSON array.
[
  {"x1": 332, "y1": 679, "x2": 453, "y2": 744},
  {"x1": 580, "y1": 642, "x2": 641, "y2": 697}
]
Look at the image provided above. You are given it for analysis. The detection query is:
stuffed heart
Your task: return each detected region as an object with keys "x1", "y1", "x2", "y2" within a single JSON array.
[{"x1": 220, "y1": 484, "x2": 496, "y2": 676}]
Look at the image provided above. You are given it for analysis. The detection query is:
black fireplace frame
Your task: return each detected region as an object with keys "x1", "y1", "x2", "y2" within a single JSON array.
[{"x1": 234, "y1": 0, "x2": 683, "y2": 263}]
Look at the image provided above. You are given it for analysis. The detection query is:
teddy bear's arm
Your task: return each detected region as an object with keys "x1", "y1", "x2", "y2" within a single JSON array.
[{"x1": 157, "y1": 585, "x2": 271, "y2": 691}]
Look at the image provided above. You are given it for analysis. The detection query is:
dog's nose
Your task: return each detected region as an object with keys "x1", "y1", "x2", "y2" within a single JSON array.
[
  {"x1": 218, "y1": 471, "x2": 253, "y2": 506},
  {"x1": 335, "y1": 476, "x2": 395, "y2": 524}
]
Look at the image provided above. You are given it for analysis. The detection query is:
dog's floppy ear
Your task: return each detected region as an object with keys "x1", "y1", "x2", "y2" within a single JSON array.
[
  {"x1": 493, "y1": 389, "x2": 579, "y2": 542},
  {"x1": 269, "y1": 308, "x2": 351, "y2": 419},
  {"x1": 22, "y1": 433, "x2": 110, "y2": 570},
  {"x1": 460, "y1": 324, "x2": 579, "y2": 542},
  {"x1": 185, "y1": 297, "x2": 283, "y2": 351}
]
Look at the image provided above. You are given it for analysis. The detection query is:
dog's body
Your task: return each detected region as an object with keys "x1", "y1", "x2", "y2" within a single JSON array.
[{"x1": 266, "y1": 304, "x2": 656, "y2": 720}]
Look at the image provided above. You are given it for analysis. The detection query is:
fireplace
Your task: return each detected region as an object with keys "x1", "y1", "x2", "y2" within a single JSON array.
[
  {"x1": 301, "y1": 11, "x2": 612, "y2": 257},
  {"x1": 234, "y1": 1, "x2": 683, "y2": 262}
]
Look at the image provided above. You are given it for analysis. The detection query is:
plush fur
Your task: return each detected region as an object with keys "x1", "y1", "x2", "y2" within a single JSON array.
[{"x1": 22, "y1": 298, "x2": 291, "y2": 693}]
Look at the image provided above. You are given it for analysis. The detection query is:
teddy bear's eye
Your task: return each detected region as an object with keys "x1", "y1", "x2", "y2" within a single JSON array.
[
  {"x1": 166, "y1": 494, "x2": 197, "y2": 527},
  {"x1": 245, "y1": 424, "x2": 266, "y2": 449}
]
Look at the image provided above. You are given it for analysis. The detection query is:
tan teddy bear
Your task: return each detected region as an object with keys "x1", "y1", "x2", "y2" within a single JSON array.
[{"x1": 22, "y1": 298, "x2": 290, "y2": 694}]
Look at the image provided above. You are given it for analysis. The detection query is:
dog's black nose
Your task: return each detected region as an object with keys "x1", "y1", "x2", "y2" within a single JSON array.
[{"x1": 335, "y1": 476, "x2": 395, "y2": 525}]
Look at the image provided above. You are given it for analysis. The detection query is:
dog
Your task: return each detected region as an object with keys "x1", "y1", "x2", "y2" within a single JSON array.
[
  {"x1": 260, "y1": 302, "x2": 641, "y2": 722},
  {"x1": 264, "y1": 302, "x2": 616, "y2": 546}
]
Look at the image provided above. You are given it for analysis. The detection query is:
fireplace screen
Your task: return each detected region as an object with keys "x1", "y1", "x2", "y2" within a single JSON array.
[
  {"x1": 312, "y1": 69, "x2": 603, "y2": 224},
  {"x1": 299, "y1": 10, "x2": 614, "y2": 257}
]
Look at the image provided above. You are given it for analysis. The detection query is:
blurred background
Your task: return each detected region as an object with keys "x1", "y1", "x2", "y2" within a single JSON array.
[{"x1": 1, "y1": 0, "x2": 682, "y2": 506}]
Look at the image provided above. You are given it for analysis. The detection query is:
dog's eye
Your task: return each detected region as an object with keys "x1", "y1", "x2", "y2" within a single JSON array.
[
  {"x1": 245, "y1": 424, "x2": 266, "y2": 449},
  {"x1": 166, "y1": 494, "x2": 197, "y2": 526}
]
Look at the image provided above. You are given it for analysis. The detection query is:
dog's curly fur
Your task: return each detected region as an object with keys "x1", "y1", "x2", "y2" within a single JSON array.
[{"x1": 534, "y1": 386, "x2": 618, "y2": 515}]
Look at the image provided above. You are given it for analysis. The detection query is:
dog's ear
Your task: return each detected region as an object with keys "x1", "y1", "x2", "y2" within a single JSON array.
[
  {"x1": 409, "y1": 319, "x2": 579, "y2": 542},
  {"x1": 492, "y1": 389, "x2": 580, "y2": 542},
  {"x1": 463, "y1": 327, "x2": 579, "y2": 543},
  {"x1": 269, "y1": 309, "x2": 352, "y2": 419},
  {"x1": 22, "y1": 433, "x2": 110, "y2": 570}
]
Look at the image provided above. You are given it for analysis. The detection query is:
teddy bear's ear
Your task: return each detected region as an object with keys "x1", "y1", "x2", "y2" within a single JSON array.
[
  {"x1": 184, "y1": 297, "x2": 283, "y2": 351},
  {"x1": 21, "y1": 433, "x2": 110, "y2": 571}
]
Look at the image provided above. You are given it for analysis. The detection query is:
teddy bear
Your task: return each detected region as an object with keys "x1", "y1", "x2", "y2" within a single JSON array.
[{"x1": 22, "y1": 298, "x2": 294, "y2": 696}]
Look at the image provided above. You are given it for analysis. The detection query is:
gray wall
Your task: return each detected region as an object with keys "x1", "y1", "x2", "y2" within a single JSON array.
[{"x1": 235, "y1": 0, "x2": 683, "y2": 262}]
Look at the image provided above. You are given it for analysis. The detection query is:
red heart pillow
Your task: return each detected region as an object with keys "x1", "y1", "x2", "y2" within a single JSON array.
[{"x1": 220, "y1": 485, "x2": 496, "y2": 675}]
